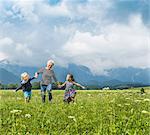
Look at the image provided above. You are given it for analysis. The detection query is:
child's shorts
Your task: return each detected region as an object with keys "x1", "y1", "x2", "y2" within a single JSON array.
[{"x1": 23, "y1": 91, "x2": 32, "y2": 98}]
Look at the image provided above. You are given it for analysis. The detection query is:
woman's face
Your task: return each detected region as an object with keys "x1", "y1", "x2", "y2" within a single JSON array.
[{"x1": 47, "y1": 62, "x2": 53, "y2": 69}]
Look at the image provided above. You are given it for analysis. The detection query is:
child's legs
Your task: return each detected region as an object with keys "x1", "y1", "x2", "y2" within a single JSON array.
[
  {"x1": 67, "y1": 97, "x2": 72, "y2": 103},
  {"x1": 25, "y1": 97, "x2": 30, "y2": 103},
  {"x1": 41, "y1": 85, "x2": 47, "y2": 103},
  {"x1": 64, "y1": 91, "x2": 72, "y2": 104},
  {"x1": 28, "y1": 91, "x2": 32, "y2": 101},
  {"x1": 70, "y1": 91, "x2": 77, "y2": 102},
  {"x1": 46, "y1": 84, "x2": 52, "y2": 102},
  {"x1": 24, "y1": 91, "x2": 31, "y2": 103}
]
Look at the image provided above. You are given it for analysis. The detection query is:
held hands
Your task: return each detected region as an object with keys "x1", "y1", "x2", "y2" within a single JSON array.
[
  {"x1": 56, "y1": 82, "x2": 60, "y2": 88},
  {"x1": 58, "y1": 84, "x2": 62, "y2": 88},
  {"x1": 34, "y1": 72, "x2": 38, "y2": 78},
  {"x1": 82, "y1": 86, "x2": 86, "y2": 89}
]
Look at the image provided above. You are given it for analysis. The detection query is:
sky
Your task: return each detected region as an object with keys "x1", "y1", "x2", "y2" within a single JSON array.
[{"x1": 0, "y1": 0, "x2": 149, "y2": 74}]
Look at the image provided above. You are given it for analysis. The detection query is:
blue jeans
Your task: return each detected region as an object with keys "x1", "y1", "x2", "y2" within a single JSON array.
[{"x1": 40, "y1": 84, "x2": 52, "y2": 103}]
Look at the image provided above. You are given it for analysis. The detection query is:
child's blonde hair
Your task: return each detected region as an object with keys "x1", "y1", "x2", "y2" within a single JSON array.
[{"x1": 21, "y1": 72, "x2": 29, "y2": 80}]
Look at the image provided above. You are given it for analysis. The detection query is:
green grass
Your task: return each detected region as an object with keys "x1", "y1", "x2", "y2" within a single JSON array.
[{"x1": 0, "y1": 89, "x2": 150, "y2": 135}]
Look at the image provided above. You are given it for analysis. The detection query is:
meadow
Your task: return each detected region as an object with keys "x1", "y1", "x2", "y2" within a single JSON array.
[{"x1": 0, "y1": 88, "x2": 150, "y2": 135}]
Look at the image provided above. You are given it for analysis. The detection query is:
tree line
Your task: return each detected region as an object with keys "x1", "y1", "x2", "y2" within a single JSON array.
[{"x1": 0, "y1": 82, "x2": 89, "y2": 90}]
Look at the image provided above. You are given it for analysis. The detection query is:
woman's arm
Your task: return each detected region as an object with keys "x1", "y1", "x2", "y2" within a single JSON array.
[
  {"x1": 52, "y1": 70, "x2": 58, "y2": 83},
  {"x1": 72, "y1": 82, "x2": 85, "y2": 89},
  {"x1": 35, "y1": 68, "x2": 44, "y2": 78}
]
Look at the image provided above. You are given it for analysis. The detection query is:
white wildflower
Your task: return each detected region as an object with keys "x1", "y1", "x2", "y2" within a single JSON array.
[
  {"x1": 25, "y1": 114, "x2": 31, "y2": 118},
  {"x1": 68, "y1": 116, "x2": 76, "y2": 122},
  {"x1": 141, "y1": 110, "x2": 150, "y2": 115},
  {"x1": 143, "y1": 99, "x2": 150, "y2": 102},
  {"x1": 10, "y1": 109, "x2": 22, "y2": 114},
  {"x1": 117, "y1": 104, "x2": 122, "y2": 107}
]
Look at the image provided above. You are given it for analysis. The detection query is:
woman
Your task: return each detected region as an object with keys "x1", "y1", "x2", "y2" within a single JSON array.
[{"x1": 35, "y1": 60, "x2": 58, "y2": 103}]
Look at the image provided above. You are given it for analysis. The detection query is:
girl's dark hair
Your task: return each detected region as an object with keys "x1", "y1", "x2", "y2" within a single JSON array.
[{"x1": 68, "y1": 73, "x2": 75, "y2": 81}]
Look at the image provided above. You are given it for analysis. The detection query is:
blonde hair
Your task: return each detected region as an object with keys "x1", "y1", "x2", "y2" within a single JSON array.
[{"x1": 21, "y1": 72, "x2": 29, "y2": 80}]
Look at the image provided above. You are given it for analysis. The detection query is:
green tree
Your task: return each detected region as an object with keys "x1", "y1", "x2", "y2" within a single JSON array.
[
  {"x1": 7, "y1": 84, "x2": 18, "y2": 89},
  {"x1": 32, "y1": 82, "x2": 40, "y2": 89}
]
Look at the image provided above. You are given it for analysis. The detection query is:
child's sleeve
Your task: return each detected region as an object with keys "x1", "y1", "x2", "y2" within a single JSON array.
[
  {"x1": 15, "y1": 84, "x2": 23, "y2": 92},
  {"x1": 29, "y1": 77, "x2": 36, "y2": 81}
]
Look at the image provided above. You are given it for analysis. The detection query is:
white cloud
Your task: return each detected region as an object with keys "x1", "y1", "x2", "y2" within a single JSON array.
[
  {"x1": 38, "y1": 0, "x2": 70, "y2": 17},
  {"x1": 0, "y1": 52, "x2": 8, "y2": 60},
  {"x1": 60, "y1": 15, "x2": 149, "y2": 74},
  {"x1": 0, "y1": 37, "x2": 33, "y2": 65},
  {"x1": 0, "y1": 0, "x2": 149, "y2": 74}
]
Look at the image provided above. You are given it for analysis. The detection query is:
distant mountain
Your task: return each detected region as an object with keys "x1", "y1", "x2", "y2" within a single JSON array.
[
  {"x1": 0, "y1": 59, "x2": 38, "y2": 77},
  {"x1": 0, "y1": 68, "x2": 19, "y2": 84},
  {"x1": 107, "y1": 67, "x2": 150, "y2": 84},
  {"x1": 0, "y1": 59, "x2": 150, "y2": 87}
]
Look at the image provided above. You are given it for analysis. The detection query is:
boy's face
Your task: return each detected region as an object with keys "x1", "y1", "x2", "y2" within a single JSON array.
[{"x1": 23, "y1": 75, "x2": 29, "y2": 81}]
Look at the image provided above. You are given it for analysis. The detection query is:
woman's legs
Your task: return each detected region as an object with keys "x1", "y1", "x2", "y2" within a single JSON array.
[
  {"x1": 47, "y1": 84, "x2": 52, "y2": 102},
  {"x1": 41, "y1": 84, "x2": 52, "y2": 103},
  {"x1": 41, "y1": 85, "x2": 47, "y2": 103},
  {"x1": 48, "y1": 92, "x2": 52, "y2": 102}
]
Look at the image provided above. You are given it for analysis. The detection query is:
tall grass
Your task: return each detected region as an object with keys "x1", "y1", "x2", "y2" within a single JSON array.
[{"x1": 0, "y1": 89, "x2": 150, "y2": 134}]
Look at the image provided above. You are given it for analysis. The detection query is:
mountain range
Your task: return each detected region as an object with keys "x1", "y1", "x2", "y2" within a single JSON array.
[{"x1": 0, "y1": 59, "x2": 150, "y2": 88}]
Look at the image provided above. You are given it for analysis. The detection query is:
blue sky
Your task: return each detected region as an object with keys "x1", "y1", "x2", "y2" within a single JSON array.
[{"x1": 0, "y1": 0, "x2": 149, "y2": 74}]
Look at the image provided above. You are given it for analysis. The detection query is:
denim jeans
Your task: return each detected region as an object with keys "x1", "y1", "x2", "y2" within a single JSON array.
[{"x1": 40, "y1": 84, "x2": 52, "y2": 103}]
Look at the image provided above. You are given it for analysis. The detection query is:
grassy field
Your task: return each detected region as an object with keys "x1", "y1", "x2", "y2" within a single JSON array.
[{"x1": 0, "y1": 88, "x2": 150, "y2": 135}]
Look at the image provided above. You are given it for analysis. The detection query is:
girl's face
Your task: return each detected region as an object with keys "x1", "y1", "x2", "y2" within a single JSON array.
[{"x1": 66, "y1": 75, "x2": 72, "y2": 81}]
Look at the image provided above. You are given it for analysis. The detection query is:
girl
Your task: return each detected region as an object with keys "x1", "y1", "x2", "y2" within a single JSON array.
[
  {"x1": 15, "y1": 72, "x2": 36, "y2": 103},
  {"x1": 35, "y1": 60, "x2": 59, "y2": 103},
  {"x1": 58, "y1": 73, "x2": 85, "y2": 103}
]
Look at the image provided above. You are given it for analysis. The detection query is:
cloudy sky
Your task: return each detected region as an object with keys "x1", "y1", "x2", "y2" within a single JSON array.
[{"x1": 0, "y1": 0, "x2": 149, "y2": 74}]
